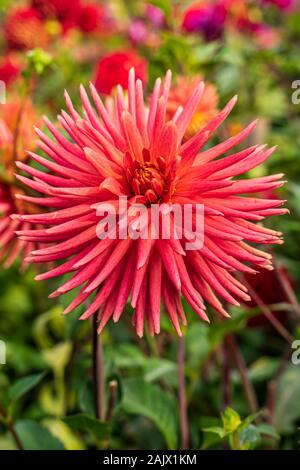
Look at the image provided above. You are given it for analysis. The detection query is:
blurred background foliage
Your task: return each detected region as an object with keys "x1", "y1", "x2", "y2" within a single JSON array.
[{"x1": 0, "y1": 0, "x2": 300, "y2": 450}]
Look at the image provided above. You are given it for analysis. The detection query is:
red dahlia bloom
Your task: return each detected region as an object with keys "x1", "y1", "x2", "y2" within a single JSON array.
[
  {"x1": 15, "y1": 70, "x2": 287, "y2": 336},
  {"x1": 94, "y1": 51, "x2": 148, "y2": 95}
]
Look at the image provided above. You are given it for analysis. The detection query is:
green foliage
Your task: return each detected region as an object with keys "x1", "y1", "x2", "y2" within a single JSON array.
[
  {"x1": 120, "y1": 378, "x2": 178, "y2": 449},
  {"x1": 15, "y1": 420, "x2": 64, "y2": 450},
  {"x1": 8, "y1": 372, "x2": 45, "y2": 403},
  {"x1": 63, "y1": 414, "x2": 110, "y2": 441},
  {"x1": 202, "y1": 407, "x2": 278, "y2": 450}
]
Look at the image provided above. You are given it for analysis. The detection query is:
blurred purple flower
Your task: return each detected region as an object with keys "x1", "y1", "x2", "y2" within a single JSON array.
[{"x1": 182, "y1": 2, "x2": 227, "y2": 41}]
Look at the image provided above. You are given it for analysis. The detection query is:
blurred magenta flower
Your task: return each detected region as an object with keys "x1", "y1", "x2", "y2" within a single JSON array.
[
  {"x1": 145, "y1": 4, "x2": 165, "y2": 27},
  {"x1": 182, "y1": 1, "x2": 227, "y2": 41},
  {"x1": 15, "y1": 69, "x2": 287, "y2": 335},
  {"x1": 94, "y1": 50, "x2": 148, "y2": 95}
]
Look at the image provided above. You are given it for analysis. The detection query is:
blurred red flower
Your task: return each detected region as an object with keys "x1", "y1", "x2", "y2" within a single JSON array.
[
  {"x1": 94, "y1": 51, "x2": 148, "y2": 95},
  {"x1": 32, "y1": 0, "x2": 81, "y2": 32},
  {"x1": 0, "y1": 55, "x2": 21, "y2": 86},
  {"x1": 4, "y1": 7, "x2": 49, "y2": 50},
  {"x1": 77, "y1": 3, "x2": 113, "y2": 34}
]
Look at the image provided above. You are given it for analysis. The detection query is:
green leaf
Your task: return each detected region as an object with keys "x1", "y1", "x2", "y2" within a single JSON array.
[
  {"x1": 15, "y1": 420, "x2": 64, "y2": 450},
  {"x1": 202, "y1": 426, "x2": 226, "y2": 439},
  {"x1": 221, "y1": 407, "x2": 242, "y2": 434},
  {"x1": 8, "y1": 372, "x2": 45, "y2": 402},
  {"x1": 63, "y1": 414, "x2": 110, "y2": 441},
  {"x1": 274, "y1": 365, "x2": 300, "y2": 433},
  {"x1": 257, "y1": 423, "x2": 280, "y2": 441},
  {"x1": 144, "y1": 358, "x2": 177, "y2": 383},
  {"x1": 121, "y1": 378, "x2": 178, "y2": 449},
  {"x1": 238, "y1": 424, "x2": 260, "y2": 450}
]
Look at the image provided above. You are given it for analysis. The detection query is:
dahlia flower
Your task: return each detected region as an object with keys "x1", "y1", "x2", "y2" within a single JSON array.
[
  {"x1": 167, "y1": 75, "x2": 219, "y2": 139},
  {"x1": 4, "y1": 7, "x2": 49, "y2": 50},
  {"x1": 94, "y1": 51, "x2": 148, "y2": 95},
  {"x1": 15, "y1": 70, "x2": 287, "y2": 336}
]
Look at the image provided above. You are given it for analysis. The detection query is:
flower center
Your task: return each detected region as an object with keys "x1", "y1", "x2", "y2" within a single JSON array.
[{"x1": 131, "y1": 162, "x2": 165, "y2": 204}]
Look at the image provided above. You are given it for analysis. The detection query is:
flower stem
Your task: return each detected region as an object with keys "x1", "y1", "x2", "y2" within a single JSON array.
[
  {"x1": 227, "y1": 335, "x2": 259, "y2": 416},
  {"x1": 232, "y1": 431, "x2": 240, "y2": 450},
  {"x1": 92, "y1": 315, "x2": 105, "y2": 421},
  {"x1": 177, "y1": 336, "x2": 189, "y2": 450},
  {"x1": 222, "y1": 337, "x2": 232, "y2": 409},
  {"x1": 0, "y1": 404, "x2": 23, "y2": 450},
  {"x1": 242, "y1": 276, "x2": 293, "y2": 344},
  {"x1": 105, "y1": 380, "x2": 118, "y2": 422},
  {"x1": 273, "y1": 259, "x2": 300, "y2": 320}
]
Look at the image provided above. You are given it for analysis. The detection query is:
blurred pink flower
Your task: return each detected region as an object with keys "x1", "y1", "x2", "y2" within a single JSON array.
[
  {"x1": 129, "y1": 20, "x2": 148, "y2": 44},
  {"x1": 145, "y1": 4, "x2": 165, "y2": 27}
]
